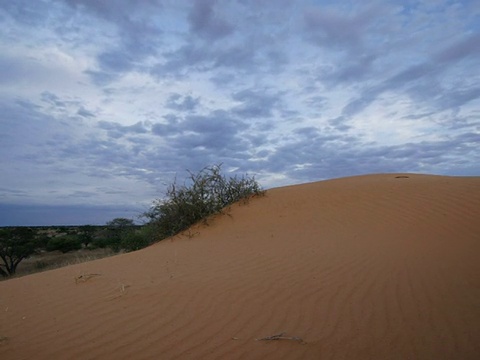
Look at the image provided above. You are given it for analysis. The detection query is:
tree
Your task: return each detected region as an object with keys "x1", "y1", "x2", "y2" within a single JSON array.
[
  {"x1": 78, "y1": 225, "x2": 96, "y2": 248},
  {"x1": 107, "y1": 218, "x2": 135, "y2": 228},
  {"x1": 103, "y1": 218, "x2": 136, "y2": 252},
  {"x1": 0, "y1": 227, "x2": 37, "y2": 277},
  {"x1": 144, "y1": 164, "x2": 264, "y2": 241}
]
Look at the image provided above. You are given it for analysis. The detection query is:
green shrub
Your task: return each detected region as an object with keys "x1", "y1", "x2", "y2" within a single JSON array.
[
  {"x1": 90, "y1": 237, "x2": 110, "y2": 249},
  {"x1": 120, "y1": 231, "x2": 151, "y2": 252},
  {"x1": 46, "y1": 235, "x2": 82, "y2": 253},
  {"x1": 91, "y1": 236, "x2": 123, "y2": 252},
  {"x1": 144, "y1": 164, "x2": 264, "y2": 241}
]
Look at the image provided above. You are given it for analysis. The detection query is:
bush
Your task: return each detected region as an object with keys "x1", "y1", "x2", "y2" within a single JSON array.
[
  {"x1": 90, "y1": 237, "x2": 110, "y2": 250},
  {"x1": 144, "y1": 164, "x2": 264, "y2": 240},
  {"x1": 120, "y1": 231, "x2": 151, "y2": 252},
  {"x1": 46, "y1": 235, "x2": 82, "y2": 253}
]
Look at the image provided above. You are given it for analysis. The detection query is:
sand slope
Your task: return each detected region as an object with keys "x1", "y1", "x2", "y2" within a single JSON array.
[{"x1": 1, "y1": 174, "x2": 479, "y2": 359}]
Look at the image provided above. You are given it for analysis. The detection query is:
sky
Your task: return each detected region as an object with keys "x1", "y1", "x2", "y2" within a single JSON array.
[{"x1": 1, "y1": 0, "x2": 479, "y2": 226}]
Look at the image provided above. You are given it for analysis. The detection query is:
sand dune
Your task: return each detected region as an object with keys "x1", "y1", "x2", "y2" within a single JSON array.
[{"x1": 1, "y1": 173, "x2": 479, "y2": 359}]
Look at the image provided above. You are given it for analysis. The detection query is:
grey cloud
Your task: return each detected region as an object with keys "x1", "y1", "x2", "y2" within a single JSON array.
[
  {"x1": 77, "y1": 107, "x2": 95, "y2": 118},
  {"x1": 184, "y1": 111, "x2": 248, "y2": 140},
  {"x1": 434, "y1": 33, "x2": 480, "y2": 64},
  {"x1": 41, "y1": 91, "x2": 67, "y2": 107},
  {"x1": 40, "y1": 91, "x2": 93, "y2": 120},
  {"x1": 151, "y1": 114, "x2": 181, "y2": 137},
  {"x1": 154, "y1": 42, "x2": 259, "y2": 78},
  {"x1": 64, "y1": 0, "x2": 164, "y2": 80},
  {"x1": 147, "y1": 109, "x2": 254, "y2": 175},
  {"x1": 323, "y1": 53, "x2": 377, "y2": 84},
  {"x1": 153, "y1": 3, "x2": 288, "y2": 78},
  {"x1": 98, "y1": 121, "x2": 149, "y2": 138},
  {"x1": 293, "y1": 126, "x2": 321, "y2": 137},
  {"x1": 188, "y1": 0, "x2": 234, "y2": 40},
  {"x1": 97, "y1": 51, "x2": 136, "y2": 73},
  {"x1": 0, "y1": 98, "x2": 69, "y2": 154},
  {"x1": 152, "y1": 110, "x2": 249, "y2": 151},
  {"x1": 328, "y1": 116, "x2": 351, "y2": 131},
  {"x1": 232, "y1": 89, "x2": 282, "y2": 118},
  {"x1": 214, "y1": 44, "x2": 257, "y2": 69},
  {"x1": 64, "y1": 0, "x2": 162, "y2": 41},
  {"x1": 304, "y1": 95, "x2": 328, "y2": 109},
  {"x1": 435, "y1": 86, "x2": 480, "y2": 112},
  {"x1": 57, "y1": 135, "x2": 149, "y2": 179},
  {"x1": 165, "y1": 93, "x2": 200, "y2": 112},
  {"x1": 154, "y1": 45, "x2": 209, "y2": 76},
  {"x1": 0, "y1": 0, "x2": 58, "y2": 26},
  {"x1": 209, "y1": 72, "x2": 237, "y2": 86},
  {"x1": 84, "y1": 69, "x2": 118, "y2": 86},
  {"x1": 0, "y1": 55, "x2": 43, "y2": 85},
  {"x1": 385, "y1": 63, "x2": 436, "y2": 87},
  {"x1": 341, "y1": 92, "x2": 377, "y2": 118},
  {"x1": 342, "y1": 33, "x2": 480, "y2": 117},
  {"x1": 302, "y1": 4, "x2": 392, "y2": 88},
  {"x1": 304, "y1": 5, "x2": 381, "y2": 49}
]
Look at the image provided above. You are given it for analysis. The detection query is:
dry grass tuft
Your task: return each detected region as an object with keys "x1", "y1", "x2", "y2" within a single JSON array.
[
  {"x1": 255, "y1": 332, "x2": 305, "y2": 343},
  {"x1": 74, "y1": 273, "x2": 102, "y2": 284}
]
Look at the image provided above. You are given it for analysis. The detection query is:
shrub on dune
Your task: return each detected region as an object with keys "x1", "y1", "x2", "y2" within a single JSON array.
[{"x1": 144, "y1": 164, "x2": 264, "y2": 242}]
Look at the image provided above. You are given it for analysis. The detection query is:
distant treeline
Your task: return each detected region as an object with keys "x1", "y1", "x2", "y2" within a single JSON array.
[{"x1": 0, "y1": 219, "x2": 148, "y2": 277}]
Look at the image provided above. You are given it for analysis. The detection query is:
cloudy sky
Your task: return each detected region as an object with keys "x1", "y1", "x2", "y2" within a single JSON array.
[{"x1": 1, "y1": 0, "x2": 479, "y2": 226}]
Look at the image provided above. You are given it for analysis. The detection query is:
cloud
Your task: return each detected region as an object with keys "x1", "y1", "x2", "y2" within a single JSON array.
[
  {"x1": 154, "y1": 41, "x2": 260, "y2": 78},
  {"x1": 62, "y1": 0, "x2": 165, "y2": 81},
  {"x1": 341, "y1": 32, "x2": 480, "y2": 117},
  {"x1": 232, "y1": 89, "x2": 282, "y2": 118},
  {"x1": 188, "y1": 0, "x2": 235, "y2": 40},
  {"x1": 1, "y1": 0, "x2": 479, "y2": 225},
  {"x1": 77, "y1": 107, "x2": 95, "y2": 118},
  {"x1": 165, "y1": 93, "x2": 201, "y2": 112},
  {"x1": 304, "y1": 5, "x2": 380, "y2": 49},
  {"x1": 433, "y1": 33, "x2": 480, "y2": 64},
  {"x1": 152, "y1": 110, "x2": 250, "y2": 156},
  {"x1": 98, "y1": 121, "x2": 149, "y2": 138}
]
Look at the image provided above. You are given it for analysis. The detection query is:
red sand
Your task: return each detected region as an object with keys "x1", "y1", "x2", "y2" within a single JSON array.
[{"x1": 1, "y1": 174, "x2": 479, "y2": 359}]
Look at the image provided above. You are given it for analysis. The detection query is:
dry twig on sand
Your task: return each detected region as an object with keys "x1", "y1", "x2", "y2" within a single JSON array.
[
  {"x1": 74, "y1": 273, "x2": 102, "y2": 284},
  {"x1": 255, "y1": 332, "x2": 304, "y2": 343}
]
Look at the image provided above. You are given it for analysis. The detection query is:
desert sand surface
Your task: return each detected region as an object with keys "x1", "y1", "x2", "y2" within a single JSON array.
[{"x1": 1, "y1": 173, "x2": 480, "y2": 360}]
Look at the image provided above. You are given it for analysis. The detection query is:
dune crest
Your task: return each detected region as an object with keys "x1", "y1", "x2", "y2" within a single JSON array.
[{"x1": 1, "y1": 174, "x2": 480, "y2": 359}]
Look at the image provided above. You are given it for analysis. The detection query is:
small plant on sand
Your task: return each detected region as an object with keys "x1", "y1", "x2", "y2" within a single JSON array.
[{"x1": 144, "y1": 164, "x2": 264, "y2": 241}]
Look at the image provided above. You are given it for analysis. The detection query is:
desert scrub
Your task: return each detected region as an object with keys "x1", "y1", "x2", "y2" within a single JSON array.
[{"x1": 144, "y1": 164, "x2": 264, "y2": 241}]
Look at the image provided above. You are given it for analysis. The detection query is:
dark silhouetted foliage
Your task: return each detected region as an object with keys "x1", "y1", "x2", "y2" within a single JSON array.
[
  {"x1": 78, "y1": 225, "x2": 97, "y2": 248},
  {"x1": 144, "y1": 164, "x2": 264, "y2": 241},
  {"x1": 46, "y1": 235, "x2": 82, "y2": 253},
  {"x1": 0, "y1": 227, "x2": 37, "y2": 277}
]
